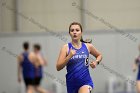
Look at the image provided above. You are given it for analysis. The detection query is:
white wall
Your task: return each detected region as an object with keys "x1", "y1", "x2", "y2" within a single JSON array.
[
  {"x1": 0, "y1": 1, "x2": 2, "y2": 31},
  {"x1": 0, "y1": 30, "x2": 139, "y2": 93},
  {"x1": 85, "y1": 0, "x2": 140, "y2": 30},
  {"x1": 17, "y1": 0, "x2": 81, "y2": 32},
  {"x1": 1, "y1": 0, "x2": 139, "y2": 32},
  {"x1": 0, "y1": 0, "x2": 17, "y2": 32}
]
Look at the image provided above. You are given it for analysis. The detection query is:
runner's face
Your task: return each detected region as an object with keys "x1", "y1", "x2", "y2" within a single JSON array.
[{"x1": 69, "y1": 25, "x2": 82, "y2": 41}]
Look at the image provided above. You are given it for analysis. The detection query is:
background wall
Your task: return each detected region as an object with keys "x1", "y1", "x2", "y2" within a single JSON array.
[
  {"x1": 0, "y1": 0, "x2": 17, "y2": 32},
  {"x1": 0, "y1": 0, "x2": 140, "y2": 32},
  {"x1": 0, "y1": 31, "x2": 139, "y2": 93}
]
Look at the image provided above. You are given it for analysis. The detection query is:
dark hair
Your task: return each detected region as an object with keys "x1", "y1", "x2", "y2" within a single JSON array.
[
  {"x1": 69, "y1": 22, "x2": 92, "y2": 43},
  {"x1": 23, "y1": 42, "x2": 29, "y2": 50},
  {"x1": 34, "y1": 44, "x2": 41, "y2": 50}
]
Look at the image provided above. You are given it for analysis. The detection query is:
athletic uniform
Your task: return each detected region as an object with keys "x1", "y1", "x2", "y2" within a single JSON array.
[
  {"x1": 66, "y1": 42, "x2": 94, "y2": 93},
  {"x1": 35, "y1": 65, "x2": 43, "y2": 86},
  {"x1": 136, "y1": 56, "x2": 140, "y2": 80},
  {"x1": 21, "y1": 52, "x2": 36, "y2": 86}
]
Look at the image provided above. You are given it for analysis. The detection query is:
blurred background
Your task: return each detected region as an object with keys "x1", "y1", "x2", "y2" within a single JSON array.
[{"x1": 0, "y1": 0, "x2": 140, "y2": 93}]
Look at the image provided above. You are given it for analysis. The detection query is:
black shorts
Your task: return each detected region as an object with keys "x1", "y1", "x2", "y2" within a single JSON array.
[
  {"x1": 34, "y1": 77, "x2": 42, "y2": 86},
  {"x1": 24, "y1": 78, "x2": 34, "y2": 87},
  {"x1": 24, "y1": 77, "x2": 42, "y2": 87}
]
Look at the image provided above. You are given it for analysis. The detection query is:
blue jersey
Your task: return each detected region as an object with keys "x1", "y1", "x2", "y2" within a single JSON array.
[
  {"x1": 136, "y1": 56, "x2": 140, "y2": 80},
  {"x1": 35, "y1": 53, "x2": 43, "y2": 78},
  {"x1": 35, "y1": 66, "x2": 43, "y2": 78},
  {"x1": 21, "y1": 52, "x2": 36, "y2": 79},
  {"x1": 66, "y1": 42, "x2": 94, "y2": 93}
]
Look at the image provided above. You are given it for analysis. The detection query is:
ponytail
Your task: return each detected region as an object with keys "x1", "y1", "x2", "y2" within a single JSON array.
[{"x1": 80, "y1": 36, "x2": 92, "y2": 43}]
